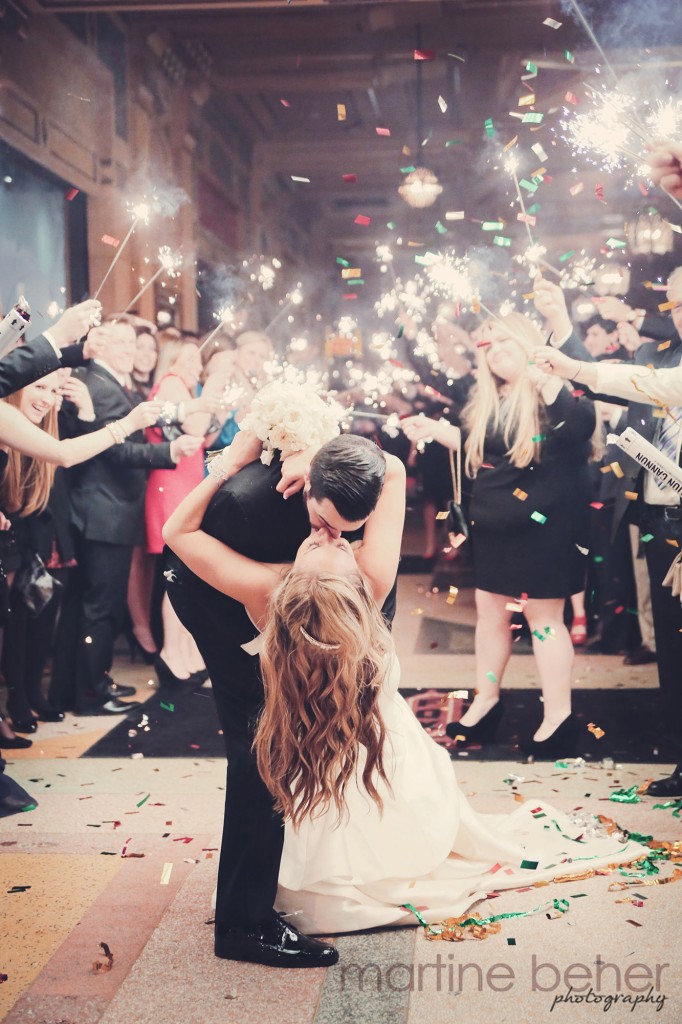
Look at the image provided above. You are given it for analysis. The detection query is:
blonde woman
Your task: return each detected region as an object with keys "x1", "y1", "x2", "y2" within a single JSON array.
[
  {"x1": 163, "y1": 428, "x2": 644, "y2": 939},
  {"x1": 404, "y1": 313, "x2": 596, "y2": 757}
]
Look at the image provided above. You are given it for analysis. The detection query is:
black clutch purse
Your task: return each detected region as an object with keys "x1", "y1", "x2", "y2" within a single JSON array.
[
  {"x1": 14, "y1": 553, "x2": 61, "y2": 617},
  {"x1": 446, "y1": 429, "x2": 469, "y2": 548}
]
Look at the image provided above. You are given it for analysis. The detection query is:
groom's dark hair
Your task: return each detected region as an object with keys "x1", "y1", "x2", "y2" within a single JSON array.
[{"x1": 309, "y1": 435, "x2": 386, "y2": 522}]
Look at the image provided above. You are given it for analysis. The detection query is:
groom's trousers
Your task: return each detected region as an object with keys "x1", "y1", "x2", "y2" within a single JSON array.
[{"x1": 165, "y1": 558, "x2": 284, "y2": 930}]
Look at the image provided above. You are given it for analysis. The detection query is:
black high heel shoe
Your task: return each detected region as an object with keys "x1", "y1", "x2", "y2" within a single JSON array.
[
  {"x1": 446, "y1": 698, "x2": 504, "y2": 744},
  {"x1": 520, "y1": 714, "x2": 580, "y2": 760},
  {"x1": 154, "y1": 656, "x2": 191, "y2": 689},
  {"x1": 126, "y1": 628, "x2": 158, "y2": 665},
  {"x1": 0, "y1": 732, "x2": 33, "y2": 749}
]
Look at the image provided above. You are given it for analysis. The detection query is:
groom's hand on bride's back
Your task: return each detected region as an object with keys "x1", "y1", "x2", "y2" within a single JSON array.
[{"x1": 277, "y1": 446, "x2": 315, "y2": 499}]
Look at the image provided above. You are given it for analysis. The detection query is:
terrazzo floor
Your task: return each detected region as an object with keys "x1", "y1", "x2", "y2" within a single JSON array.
[{"x1": 2, "y1": 574, "x2": 679, "y2": 1024}]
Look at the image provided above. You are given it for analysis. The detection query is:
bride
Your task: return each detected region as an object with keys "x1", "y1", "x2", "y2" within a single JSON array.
[{"x1": 164, "y1": 429, "x2": 649, "y2": 936}]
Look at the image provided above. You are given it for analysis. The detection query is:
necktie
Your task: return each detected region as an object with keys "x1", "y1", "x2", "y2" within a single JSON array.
[{"x1": 654, "y1": 407, "x2": 682, "y2": 489}]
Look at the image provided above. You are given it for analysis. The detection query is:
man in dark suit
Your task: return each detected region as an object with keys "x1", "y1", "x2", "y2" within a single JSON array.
[
  {"x1": 165, "y1": 433, "x2": 398, "y2": 967},
  {"x1": 68, "y1": 315, "x2": 201, "y2": 716},
  {"x1": 535, "y1": 273, "x2": 682, "y2": 796}
]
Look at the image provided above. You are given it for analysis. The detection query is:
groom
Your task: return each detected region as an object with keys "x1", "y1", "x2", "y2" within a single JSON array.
[{"x1": 165, "y1": 433, "x2": 397, "y2": 967}]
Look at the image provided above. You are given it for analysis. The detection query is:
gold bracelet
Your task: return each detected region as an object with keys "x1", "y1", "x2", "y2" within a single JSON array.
[
  {"x1": 570, "y1": 360, "x2": 583, "y2": 381},
  {"x1": 106, "y1": 421, "x2": 127, "y2": 445}
]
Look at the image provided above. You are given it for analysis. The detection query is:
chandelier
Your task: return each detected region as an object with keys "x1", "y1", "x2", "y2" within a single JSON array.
[{"x1": 399, "y1": 167, "x2": 443, "y2": 208}]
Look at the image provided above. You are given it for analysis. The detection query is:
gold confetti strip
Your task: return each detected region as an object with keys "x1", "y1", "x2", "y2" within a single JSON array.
[
  {"x1": 337, "y1": 103, "x2": 346, "y2": 121},
  {"x1": 446, "y1": 586, "x2": 459, "y2": 604},
  {"x1": 624, "y1": 490, "x2": 638, "y2": 501},
  {"x1": 657, "y1": 339, "x2": 672, "y2": 351},
  {"x1": 610, "y1": 462, "x2": 624, "y2": 479},
  {"x1": 513, "y1": 488, "x2": 528, "y2": 501},
  {"x1": 658, "y1": 301, "x2": 675, "y2": 312},
  {"x1": 587, "y1": 722, "x2": 605, "y2": 740},
  {"x1": 435, "y1": 510, "x2": 449, "y2": 520}
]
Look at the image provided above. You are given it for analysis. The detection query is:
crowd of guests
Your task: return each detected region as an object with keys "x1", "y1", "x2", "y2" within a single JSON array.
[{"x1": 1, "y1": 137, "x2": 682, "y2": 812}]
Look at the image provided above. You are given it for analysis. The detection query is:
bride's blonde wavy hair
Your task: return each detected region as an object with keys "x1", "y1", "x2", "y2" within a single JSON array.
[
  {"x1": 463, "y1": 313, "x2": 545, "y2": 477},
  {"x1": 254, "y1": 570, "x2": 393, "y2": 828}
]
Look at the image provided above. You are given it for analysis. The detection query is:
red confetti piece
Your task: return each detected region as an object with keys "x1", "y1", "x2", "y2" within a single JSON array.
[
  {"x1": 571, "y1": 389, "x2": 585, "y2": 397},
  {"x1": 280, "y1": 98, "x2": 290, "y2": 107},
  {"x1": 354, "y1": 214, "x2": 371, "y2": 226},
  {"x1": 172, "y1": 836, "x2": 194, "y2": 844},
  {"x1": 101, "y1": 235, "x2": 120, "y2": 247},
  {"x1": 476, "y1": 340, "x2": 492, "y2": 348},
  {"x1": 638, "y1": 181, "x2": 650, "y2": 196},
  {"x1": 414, "y1": 49, "x2": 436, "y2": 60},
  {"x1": 65, "y1": 187, "x2": 79, "y2": 201},
  {"x1": 564, "y1": 91, "x2": 579, "y2": 105},
  {"x1": 342, "y1": 173, "x2": 358, "y2": 183},
  {"x1": 375, "y1": 127, "x2": 391, "y2": 136},
  {"x1": 189, "y1": 744, "x2": 200, "y2": 749},
  {"x1": 595, "y1": 183, "x2": 606, "y2": 204},
  {"x1": 343, "y1": 293, "x2": 358, "y2": 300},
  {"x1": 589, "y1": 502, "x2": 604, "y2": 510}
]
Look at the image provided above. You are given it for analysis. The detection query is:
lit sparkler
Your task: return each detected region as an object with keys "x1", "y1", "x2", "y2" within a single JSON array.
[
  {"x1": 124, "y1": 246, "x2": 183, "y2": 313},
  {"x1": 93, "y1": 200, "x2": 153, "y2": 300}
]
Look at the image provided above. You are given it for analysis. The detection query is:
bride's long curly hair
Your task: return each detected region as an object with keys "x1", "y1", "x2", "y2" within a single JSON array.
[{"x1": 253, "y1": 570, "x2": 393, "y2": 828}]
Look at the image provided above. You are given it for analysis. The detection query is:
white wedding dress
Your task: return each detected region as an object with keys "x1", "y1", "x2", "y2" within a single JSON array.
[{"x1": 269, "y1": 653, "x2": 649, "y2": 935}]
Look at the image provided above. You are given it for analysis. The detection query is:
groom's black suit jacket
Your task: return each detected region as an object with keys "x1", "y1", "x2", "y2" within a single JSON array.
[{"x1": 165, "y1": 454, "x2": 397, "y2": 930}]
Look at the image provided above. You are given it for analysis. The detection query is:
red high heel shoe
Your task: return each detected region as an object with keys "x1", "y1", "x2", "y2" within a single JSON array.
[{"x1": 570, "y1": 615, "x2": 587, "y2": 646}]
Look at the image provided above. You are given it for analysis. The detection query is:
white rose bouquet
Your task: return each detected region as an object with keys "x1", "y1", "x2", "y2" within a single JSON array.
[{"x1": 240, "y1": 380, "x2": 345, "y2": 465}]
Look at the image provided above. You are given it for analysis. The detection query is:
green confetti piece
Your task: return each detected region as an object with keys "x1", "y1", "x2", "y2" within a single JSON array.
[
  {"x1": 136, "y1": 794, "x2": 150, "y2": 808},
  {"x1": 554, "y1": 760, "x2": 571, "y2": 769},
  {"x1": 482, "y1": 220, "x2": 504, "y2": 230},
  {"x1": 559, "y1": 250, "x2": 575, "y2": 262},
  {"x1": 609, "y1": 786, "x2": 641, "y2": 804},
  {"x1": 519, "y1": 178, "x2": 538, "y2": 193},
  {"x1": 493, "y1": 235, "x2": 512, "y2": 247},
  {"x1": 507, "y1": 938, "x2": 517, "y2": 945},
  {"x1": 530, "y1": 510, "x2": 547, "y2": 524},
  {"x1": 531, "y1": 433, "x2": 546, "y2": 442},
  {"x1": 400, "y1": 165, "x2": 416, "y2": 174},
  {"x1": 605, "y1": 237, "x2": 627, "y2": 249},
  {"x1": 521, "y1": 112, "x2": 544, "y2": 124},
  {"x1": 396, "y1": 324, "x2": 404, "y2": 338},
  {"x1": 531, "y1": 174, "x2": 545, "y2": 186},
  {"x1": 532, "y1": 628, "x2": 547, "y2": 641},
  {"x1": 336, "y1": 257, "x2": 350, "y2": 267},
  {"x1": 160, "y1": 701, "x2": 175, "y2": 712},
  {"x1": 445, "y1": 139, "x2": 462, "y2": 148},
  {"x1": 484, "y1": 117, "x2": 495, "y2": 138},
  {"x1": 404, "y1": 896, "x2": 568, "y2": 936},
  {"x1": 401, "y1": 902, "x2": 429, "y2": 927},
  {"x1": 520, "y1": 859, "x2": 539, "y2": 870},
  {"x1": 594, "y1": 555, "x2": 604, "y2": 563},
  {"x1": 641, "y1": 533, "x2": 654, "y2": 543},
  {"x1": 347, "y1": 278, "x2": 364, "y2": 285},
  {"x1": 526, "y1": 202, "x2": 540, "y2": 214},
  {"x1": 21, "y1": 803, "x2": 37, "y2": 813},
  {"x1": 435, "y1": 220, "x2": 448, "y2": 234},
  {"x1": 565, "y1": 49, "x2": 575, "y2": 63},
  {"x1": 414, "y1": 254, "x2": 431, "y2": 265},
  {"x1": 386, "y1": 220, "x2": 396, "y2": 230},
  {"x1": 525, "y1": 61, "x2": 538, "y2": 76},
  {"x1": 486, "y1": 670, "x2": 498, "y2": 683}
]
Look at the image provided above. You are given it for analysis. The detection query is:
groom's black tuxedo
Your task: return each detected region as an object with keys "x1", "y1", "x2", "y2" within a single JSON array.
[{"x1": 165, "y1": 456, "x2": 396, "y2": 931}]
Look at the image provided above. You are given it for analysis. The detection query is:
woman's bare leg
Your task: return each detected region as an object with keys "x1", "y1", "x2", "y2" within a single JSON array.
[
  {"x1": 459, "y1": 589, "x2": 513, "y2": 727},
  {"x1": 524, "y1": 597, "x2": 574, "y2": 741}
]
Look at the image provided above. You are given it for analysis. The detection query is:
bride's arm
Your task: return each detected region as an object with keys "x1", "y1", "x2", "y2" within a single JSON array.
[
  {"x1": 0, "y1": 398, "x2": 161, "y2": 467},
  {"x1": 162, "y1": 431, "x2": 280, "y2": 608},
  {"x1": 354, "y1": 452, "x2": 406, "y2": 606}
]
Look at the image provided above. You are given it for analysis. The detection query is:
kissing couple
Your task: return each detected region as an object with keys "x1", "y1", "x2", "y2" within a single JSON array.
[{"x1": 164, "y1": 422, "x2": 647, "y2": 969}]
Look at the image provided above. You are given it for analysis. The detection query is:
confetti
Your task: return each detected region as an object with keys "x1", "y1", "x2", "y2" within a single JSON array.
[
  {"x1": 101, "y1": 235, "x2": 119, "y2": 247},
  {"x1": 658, "y1": 301, "x2": 675, "y2": 312},
  {"x1": 446, "y1": 586, "x2": 459, "y2": 605},
  {"x1": 521, "y1": 112, "x2": 544, "y2": 125},
  {"x1": 565, "y1": 92, "x2": 579, "y2": 105},
  {"x1": 336, "y1": 104, "x2": 346, "y2": 122},
  {"x1": 486, "y1": 671, "x2": 498, "y2": 684},
  {"x1": 290, "y1": 175, "x2": 310, "y2": 183},
  {"x1": 657, "y1": 339, "x2": 672, "y2": 350},
  {"x1": 280, "y1": 98, "x2": 290, "y2": 107},
  {"x1": 341, "y1": 173, "x2": 357, "y2": 183},
  {"x1": 530, "y1": 511, "x2": 547, "y2": 524},
  {"x1": 605, "y1": 237, "x2": 627, "y2": 249},
  {"x1": 375, "y1": 126, "x2": 391, "y2": 136},
  {"x1": 513, "y1": 488, "x2": 528, "y2": 500},
  {"x1": 610, "y1": 462, "x2": 624, "y2": 478},
  {"x1": 65, "y1": 187, "x2": 79, "y2": 201},
  {"x1": 519, "y1": 93, "x2": 536, "y2": 107},
  {"x1": 624, "y1": 490, "x2": 638, "y2": 501},
  {"x1": 438, "y1": 96, "x2": 448, "y2": 113},
  {"x1": 160, "y1": 863, "x2": 173, "y2": 885},
  {"x1": 484, "y1": 117, "x2": 495, "y2": 138},
  {"x1": 354, "y1": 214, "x2": 371, "y2": 226},
  {"x1": 532, "y1": 142, "x2": 548, "y2": 162},
  {"x1": 587, "y1": 723, "x2": 605, "y2": 740},
  {"x1": 595, "y1": 183, "x2": 606, "y2": 203},
  {"x1": 569, "y1": 182, "x2": 585, "y2": 196},
  {"x1": 543, "y1": 17, "x2": 562, "y2": 29},
  {"x1": 482, "y1": 221, "x2": 504, "y2": 231},
  {"x1": 493, "y1": 236, "x2": 512, "y2": 247},
  {"x1": 414, "y1": 49, "x2": 436, "y2": 60},
  {"x1": 92, "y1": 942, "x2": 114, "y2": 974}
]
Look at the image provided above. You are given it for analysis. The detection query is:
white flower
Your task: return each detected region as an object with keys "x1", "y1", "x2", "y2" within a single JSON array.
[{"x1": 241, "y1": 380, "x2": 343, "y2": 462}]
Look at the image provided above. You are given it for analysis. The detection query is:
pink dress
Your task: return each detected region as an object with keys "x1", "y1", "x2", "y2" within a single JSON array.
[{"x1": 144, "y1": 373, "x2": 205, "y2": 555}]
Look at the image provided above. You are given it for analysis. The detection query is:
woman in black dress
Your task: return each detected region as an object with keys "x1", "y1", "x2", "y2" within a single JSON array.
[{"x1": 403, "y1": 312, "x2": 595, "y2": 757}]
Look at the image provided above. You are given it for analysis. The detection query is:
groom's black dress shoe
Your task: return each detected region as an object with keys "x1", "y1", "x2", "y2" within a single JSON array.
[
  {"x1": 645, "y1": 766, "x2": 682, "y2": 798},
  {"x1": 215, "y1": 912, "x2": 339, "y2": 968}
]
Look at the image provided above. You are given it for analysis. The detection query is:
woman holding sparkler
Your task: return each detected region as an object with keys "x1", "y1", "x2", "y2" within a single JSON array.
[{"x1": 403, "y1": 312, "x2": 596, "y2": 758}]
